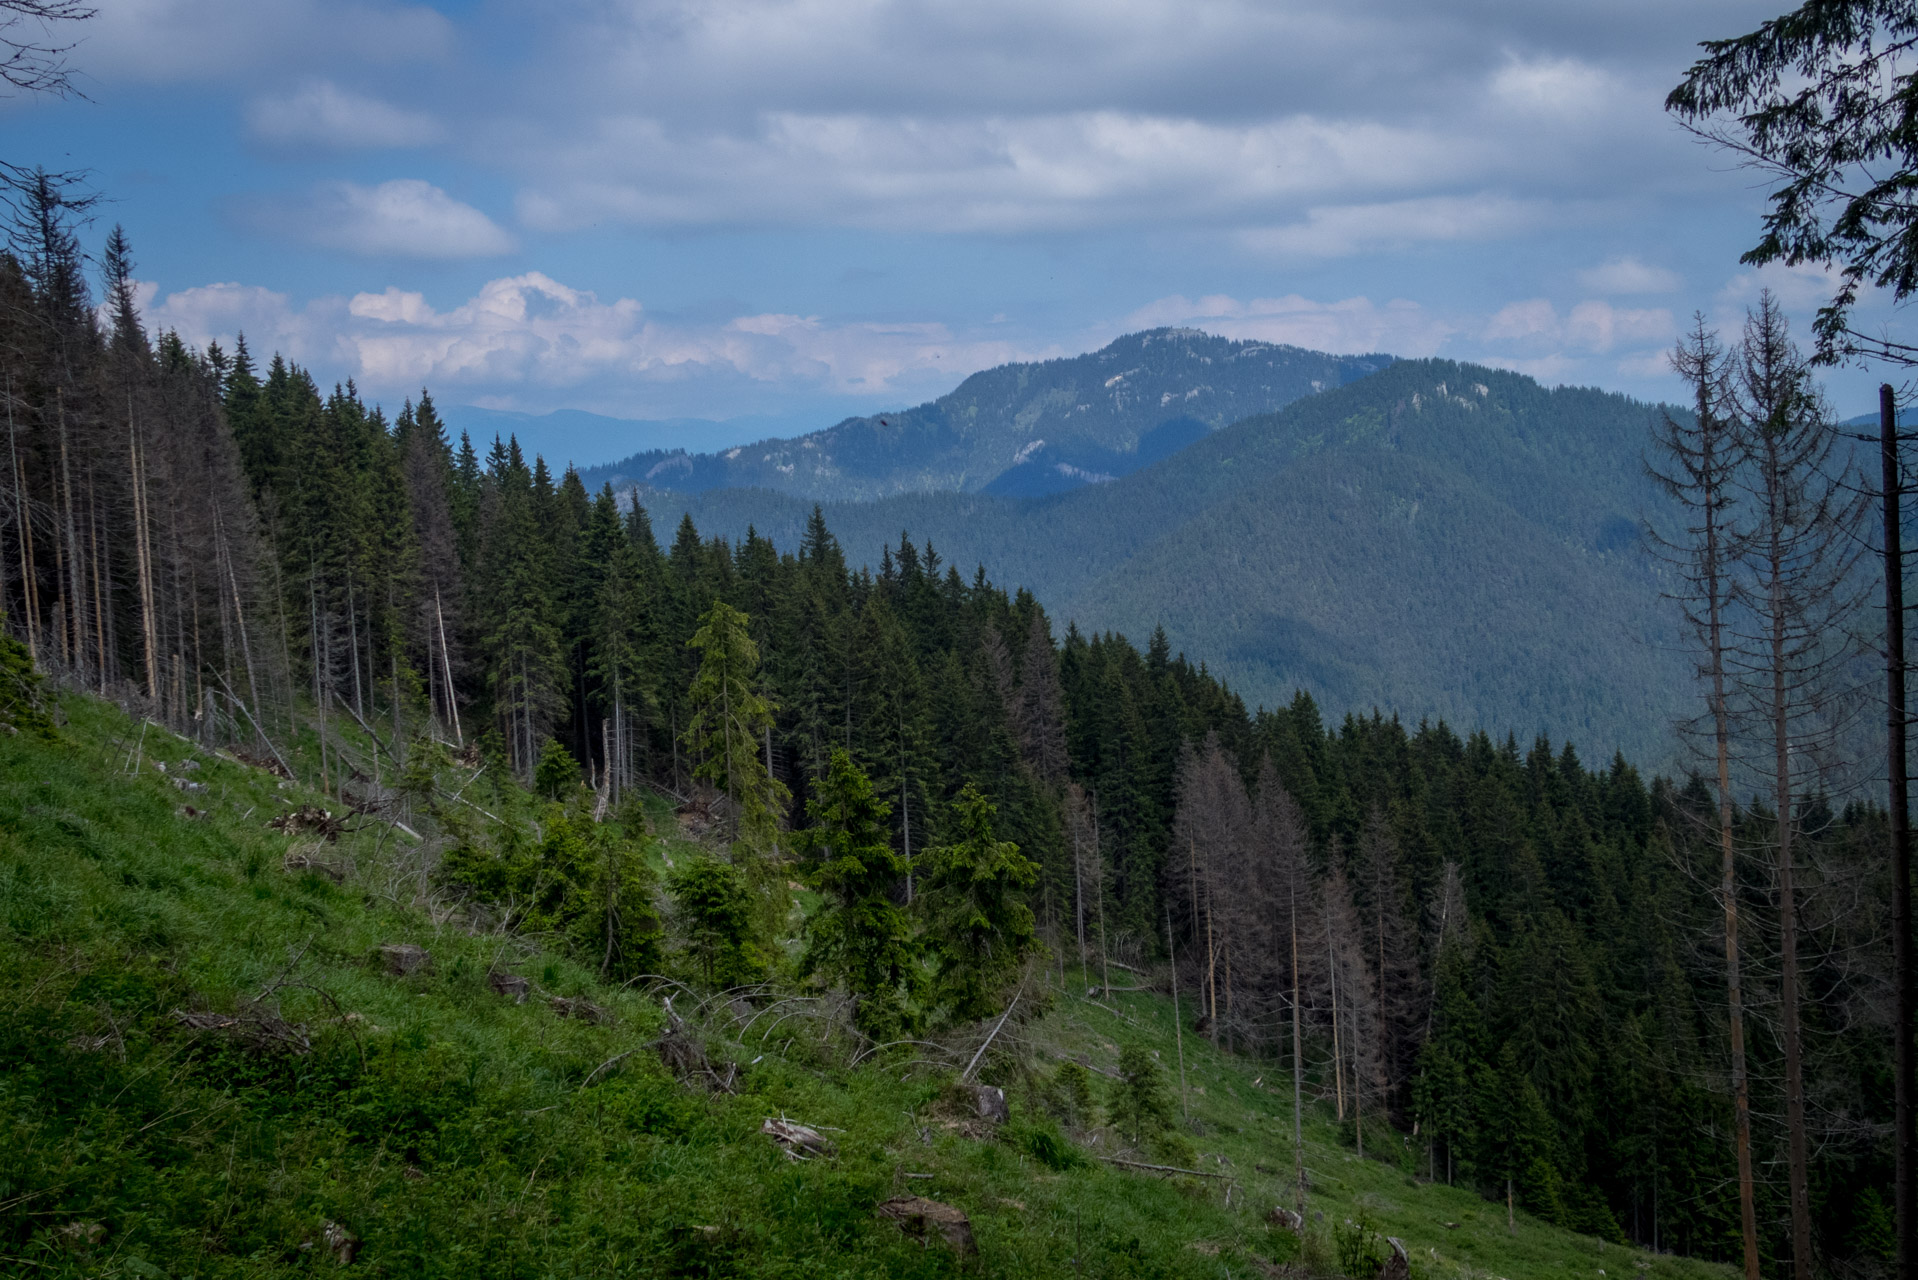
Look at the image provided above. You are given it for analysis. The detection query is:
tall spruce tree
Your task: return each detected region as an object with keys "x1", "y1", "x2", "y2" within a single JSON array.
[
  {"x1": 796, "y1": 748, "x2": 920, "y2": 1039},
  {"x1": 920, "y1": 782, "x2": 1040, "y2": 1023}
]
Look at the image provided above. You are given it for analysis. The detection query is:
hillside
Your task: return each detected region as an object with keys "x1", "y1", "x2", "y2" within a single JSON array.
[
  {"x1": 578, "y1": 329, "x2": 1392, "y2": 501},
  {"x1": 630, "y1": 359, "x2": 1686, "y2": 765},
  {"x1": 0, "y1": 693, "x2": 1732, "y2": 1280}
]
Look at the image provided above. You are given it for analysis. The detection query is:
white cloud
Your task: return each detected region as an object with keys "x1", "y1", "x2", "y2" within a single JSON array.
[
  {"x1": 247, "y1": 81, "x2": 443, "y2": 149},
  {"x1": 514, "y1": 110, "x2": 1481, "y2": 236},
  {"x1": 1577, "y1": 256, "x2": 1681, "y2": 294},
  {"x1": 1487, "y1": 55, "x2": 1619, "y2": 118},
  {"x1": 477, "y1": 0, "x2": 1725, "y2": 239},
  {"x1": 141, "y1": 270, "x2": 1043, "y2": 412},
  {"x1": 265, "y1": 180, "x2": 515, "y2": 259},
  {"x1": 1565, "y1": 300, "x2": 1674, "y2": 352},
  {"x1": 1485, "y1": 299, "x2": 1560, "y2": 342},
  {"x1": 1123, "y1": 293, "x2": 1451, "y2": 356},
  {"x1": 146, "y1": 281, "x2": 351, "y2": 367},
  {"x1": 1481, "y1": 299, "x2": 1673, "y2": 353}
]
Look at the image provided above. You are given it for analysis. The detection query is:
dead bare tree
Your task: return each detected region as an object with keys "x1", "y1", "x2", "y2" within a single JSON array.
[
  {"x1": 1322, "y1": 864, "x2": 1379, "y2": 1156},
  {"x1": 1066, "y1": 781, "x2": 1106, "y2": 994},
  {"x1": 1358, "y1": 807, "x2": 1419, "y2": 1123},
  {"x1": 1253, "y1": 756, "x2": 1315, "y2": 1220},
  {"x1": 1646, "y1": 312, "x2": 1762, "y2": 1280},
  {"x1": 1725, "y1": 291, "x2": 1870, "y2": 1280}
]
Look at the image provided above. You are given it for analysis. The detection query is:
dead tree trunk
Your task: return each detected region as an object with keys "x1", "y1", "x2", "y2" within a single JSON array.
[
  {"x1": 1728, "y1": 293, "x2": 1865, "y2": 1280},
  {"x1": 1650, "y1": 315, "x2": 1762, "y2": 1280},
  {"x1": 1882, "y1": 381, "x2": 1918, "y2": 1280}
]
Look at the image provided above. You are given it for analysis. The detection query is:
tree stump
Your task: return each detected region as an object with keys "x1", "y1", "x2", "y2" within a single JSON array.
[
  {"x1": 877, "y1": 1196, "x2": 977, "y2": 1256},
  {"x1": 380, "y1": 944, "x2": 430, "y2": 977},
  {"x1": 968, "y1": 1084, "x2": 1009, "y2": 1124}
]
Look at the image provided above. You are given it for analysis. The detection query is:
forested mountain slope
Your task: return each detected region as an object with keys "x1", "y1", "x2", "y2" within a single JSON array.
[
  {"x1": 1, "y1": 204, "x2": 1884, "y2": 1276},
  {"x1": 578, "y1": 329, "x2": 1391, "y2": 501},
  {"x1": 634, "y1": 360, "x2": 1686, "y2": 765}
]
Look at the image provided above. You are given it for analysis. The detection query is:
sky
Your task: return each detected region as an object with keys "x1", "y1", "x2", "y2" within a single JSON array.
[{"x1": 5, "y1": 0, "x2": 1909, "y2": 461}]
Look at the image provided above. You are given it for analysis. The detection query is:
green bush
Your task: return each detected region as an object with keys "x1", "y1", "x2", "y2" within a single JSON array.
[
  {"x1": 1007, "y1": 1116, "x2": 1086, "y2": 1170},
  {"x1": 0, "y1": 624, "x2": 50, "y2": 738},
  {"x1": 442, "y1": 805, "x2": 662, "y2": 978},
  {"x1": 1334, "y1": 1210, "x2": 1385, "y2": 1279}
]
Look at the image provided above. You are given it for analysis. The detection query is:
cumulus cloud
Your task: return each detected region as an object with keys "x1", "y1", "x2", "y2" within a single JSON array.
[
  {"x1": 141, "y1": 270, "x2": 1042, "y2": 414},
  {"x1": 1482, "y1": 298, "x2": 1674, "y2": 353},
  {"x1": 1123, "y1": 293, "x2": 1451, "y2": 357},
  {"x1": 1577, "y1": 256, "x2": 1682, "y2": 294},
  {"x1": 260, "y1": 180, "x2": 515, "y2": 259},
  {"x1": 246, "y1": 81, "x2": 443, "y2": 149}
]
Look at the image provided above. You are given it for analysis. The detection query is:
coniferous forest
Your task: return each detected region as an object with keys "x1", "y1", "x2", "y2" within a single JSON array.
[{"x1": 1, "y1": 164, "x2": 1909, "y2": 1277}]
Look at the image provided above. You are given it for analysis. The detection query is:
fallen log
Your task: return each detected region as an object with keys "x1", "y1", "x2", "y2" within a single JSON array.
[{"x1": 1095, "y1": 1155, "x2": 1229, "y2": 1179}]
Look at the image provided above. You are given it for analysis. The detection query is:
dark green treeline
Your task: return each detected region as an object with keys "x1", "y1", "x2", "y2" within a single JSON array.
[{"x1": 0, "y1": 209, "x2": 1900, "y2": 1272}]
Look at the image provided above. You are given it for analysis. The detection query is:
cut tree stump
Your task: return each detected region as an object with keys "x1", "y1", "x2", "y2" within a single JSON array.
[
  {"x1": 549, "y1": 996, "x2": 613, "y2": 1025},
  {"x1": 1266, "y1": 1206, "x2": 1304, "y2": 1231},
  {"x1": 380, "y1": 944, "x2": 430, "y2": 977},
  {"x1": 876, "y1": 1196, "x2": 976, "y2": 1256},
  {"x1": 1380, "y1": 1237, "x2": 1410, "y2": 1280},
  {"x1": 967, "y1": 1084, "x2": 1009, "y2": 1124},
  {"x1": 323, "y1": 1220, "x2": 359, "y2": 1265}
]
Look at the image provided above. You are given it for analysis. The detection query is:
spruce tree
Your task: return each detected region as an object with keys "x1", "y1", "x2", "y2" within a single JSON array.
[
  {"x1": 796, "y1": 748, "x2": 920, "y2": 1040},
  {"x1": 919, "y1": 782, "x2": 1039, "y2": 1023},
  {"x1": 683, "y1": 598, "x2": 788, "y2": 858},
  {"x1": 670, "y1": 855, "x2": 766, "y2": 989}
]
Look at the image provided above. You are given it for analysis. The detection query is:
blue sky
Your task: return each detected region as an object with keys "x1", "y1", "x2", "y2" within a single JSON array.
[{"x1": 6, "y1": 0, "x2": 1905, "y2": 461}]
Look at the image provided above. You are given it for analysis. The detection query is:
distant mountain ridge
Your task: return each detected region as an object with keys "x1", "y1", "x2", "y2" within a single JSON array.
[
  {"x1": 578, "y1": 329, "x2": 1391, "y2": 501},
  {"x1": 439, "y1": 407, "x2": 789, "y2": 469},
  {"x1": 626, "y1": 359, "x2": 1687, "y2": 766}
]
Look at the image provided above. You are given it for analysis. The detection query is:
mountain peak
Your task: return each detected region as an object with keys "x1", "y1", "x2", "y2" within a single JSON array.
[{"x1": 582, "y1": 328, "x2": 1395, "y2": 501}]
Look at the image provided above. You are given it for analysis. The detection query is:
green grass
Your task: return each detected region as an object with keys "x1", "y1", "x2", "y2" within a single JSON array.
[{"x1": 0, "y1": 694, "x2": 1734, "y2": 1279}]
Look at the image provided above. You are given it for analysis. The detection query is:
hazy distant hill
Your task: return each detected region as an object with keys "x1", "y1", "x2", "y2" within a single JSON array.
[
  {"x1": 440, "y1": 407, "x2": 788, "y2": 469},
  {"x1": 630, "y1": 359, "x2": 1686, "y2": 765},
  {"x1": 578, "y1": 329, "x2": 1391, "y2": 501}
]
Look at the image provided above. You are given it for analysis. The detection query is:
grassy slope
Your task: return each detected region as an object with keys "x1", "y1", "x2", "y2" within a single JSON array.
[{"x1": 1, "y1": 696, "x2": 1728, "y2": 1280}]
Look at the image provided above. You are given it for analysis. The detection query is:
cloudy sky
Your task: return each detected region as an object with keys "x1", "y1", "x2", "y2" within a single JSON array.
[{"x1": 6, "y1": 0, "x2": 1901, "y2": 454}]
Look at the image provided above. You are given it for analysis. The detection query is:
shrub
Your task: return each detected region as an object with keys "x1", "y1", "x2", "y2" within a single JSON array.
[
  {"x1": 0, "y1": 625, "x2": 50, "y2": 737},
  {"x1": 1110, "y1": 1044, "x2": 1174, "y2": 1148},
  {"x1": 1006, "y1": 1116, "x2": 1086, "y2": 1170}
]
